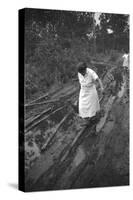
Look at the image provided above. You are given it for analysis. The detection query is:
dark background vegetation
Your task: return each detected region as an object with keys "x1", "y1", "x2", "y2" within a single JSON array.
[{"x1": 24, "y1": 8, "x2": 129, "y2": 101}]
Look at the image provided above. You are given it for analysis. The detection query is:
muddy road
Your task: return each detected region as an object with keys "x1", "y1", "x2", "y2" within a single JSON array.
[{"x1": 24, "y1": 62, "x2": 129, "y2": 191}]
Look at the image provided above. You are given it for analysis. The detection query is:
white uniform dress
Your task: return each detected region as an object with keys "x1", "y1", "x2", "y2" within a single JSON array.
[
  {"x1": 78, "y1": 68, "x2": 100, "y2": 118},
  {"x1": 122, "y1": 54, "x2": 129, "y2": 69}
]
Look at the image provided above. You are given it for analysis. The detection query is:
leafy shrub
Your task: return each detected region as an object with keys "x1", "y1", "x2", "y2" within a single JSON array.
[{"x1": 25, "y1": 31, "x2": 92, "y2": 101}]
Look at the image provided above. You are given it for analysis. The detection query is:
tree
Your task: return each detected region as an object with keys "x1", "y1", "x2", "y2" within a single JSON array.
[
  {"x1": 99, "y1": 13, "x2": 129, "y2": 51},
  {"x1": 108, "y1": 14, "x2": 129, "y2": 50}
]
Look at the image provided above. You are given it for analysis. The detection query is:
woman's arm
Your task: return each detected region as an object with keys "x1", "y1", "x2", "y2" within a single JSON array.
[
  {"x1": 88, "y1": 68, "x2": 104, "y2": 92},
  {"x1": 95, "y1": 78, "x2": 104, "y2": 93}
]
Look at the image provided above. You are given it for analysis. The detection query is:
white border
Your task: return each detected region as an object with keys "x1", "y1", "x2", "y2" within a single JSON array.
[{"x1": 0, "y1": 0, "x2": 132, "y2": 199}]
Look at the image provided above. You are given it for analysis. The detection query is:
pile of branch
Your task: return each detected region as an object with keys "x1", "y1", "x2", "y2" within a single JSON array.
[
  {"x1": 25, "y1": 107, "x2": 53, "y2": 128},
  {"x1": 25, "y1": 105, "x2": 66, "y2": 133},
  {"x1": 25, "y1": 88, "x2": 79, "y2": 108},
  {"x1": 25, "y1": 87, "x2": 79, "y2": 133},
  {"x1": 25, "y1": 86, "x2": 63, "y2": 106}
]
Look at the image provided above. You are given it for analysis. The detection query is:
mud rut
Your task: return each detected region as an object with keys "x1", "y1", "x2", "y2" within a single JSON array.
[{"x1": 24, "y1": 62, "x2": 129, "y2": 191}]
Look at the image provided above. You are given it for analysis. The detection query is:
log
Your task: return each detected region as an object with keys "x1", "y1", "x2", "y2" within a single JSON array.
[
  {"x1": 25, "y1": 105, "x2": 66, "y2": 133},
  {"x1": 25, "y1": 88, "x2": 79, "y2": 108},
  {"x1": 41, "y1": 111, "x2": 72, "y2": 151},
  {"x1": 25, "y1": 107, "x2": 53, "y2": 128},
  {"x1": 26, "y1": 93, "x2": 49, "y2": 105},
  {"x1": 26, "y1": 85, "x2": 63, "y2": 106},
  {"x1": 60, "y1": 125, "x2": 89, "y2": 163},
  {"x1": 25, "y1": 98, "x2": 60, "y2": 108}
]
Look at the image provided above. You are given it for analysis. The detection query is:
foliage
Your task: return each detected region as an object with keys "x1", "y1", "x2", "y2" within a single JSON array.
[
  {"x1": 25, "y1": 33, "x2": 91, "y2": 100},
  {"x1": 98, "y1": 13, "x2": 129, "y2": 51},
  {"x1": 24, "y1": 9, "x2": 129, "y2": 101}
]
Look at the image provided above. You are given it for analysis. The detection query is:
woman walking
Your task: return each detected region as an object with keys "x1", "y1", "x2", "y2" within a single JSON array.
[{"x1": 77, "y1": 62, "x2": 104, "y2": 125}]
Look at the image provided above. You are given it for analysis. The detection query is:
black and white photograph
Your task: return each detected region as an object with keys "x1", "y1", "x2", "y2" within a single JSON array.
[{"x1": 19, "y1": 8, "x2": 129, "y2": 192}]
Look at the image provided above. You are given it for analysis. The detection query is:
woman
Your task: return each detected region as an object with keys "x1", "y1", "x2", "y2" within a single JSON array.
[
  {"x1": 77, "y1": 62, "x2": 104, "y2": 125},
  {"x1": 122, "y1": 49, "x2": 129, "y2": 70}
]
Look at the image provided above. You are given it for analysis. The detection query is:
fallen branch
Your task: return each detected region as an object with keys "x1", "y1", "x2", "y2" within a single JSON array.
[
  {"x1": 25, "y1": 105, "x2": 66, "y2": 133},
  {"x1": 26, "y1": 86, "x2": 63, "y2": 106},
  {"x1": 25, "y1": 98, "x2": 60, "y2": 108},
  {"x1": 60, "y1": 125, "x2": 89, "y2": 162},
  {"x1": 26, "y1": 93, "x2": 49, "y2": 105},
  {"x1": 25, "y1": 106, "x2": 53, "y2": 128},
  {"x1": 41, "y1": 111, "x2": 72, "y2": 151},
  {"x1": 25, "y1": 88, "x2": 79, "y2": 108}
]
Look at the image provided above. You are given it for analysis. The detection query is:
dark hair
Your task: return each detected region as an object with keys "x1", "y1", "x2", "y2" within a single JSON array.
[{"x1": 77, "y1": 62, "x2": 87, "y2": 76}]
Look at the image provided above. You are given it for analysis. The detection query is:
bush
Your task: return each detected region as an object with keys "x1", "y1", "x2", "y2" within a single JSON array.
[{"x1": 25, "y1": 31, "x2": 93, "y2": 101}]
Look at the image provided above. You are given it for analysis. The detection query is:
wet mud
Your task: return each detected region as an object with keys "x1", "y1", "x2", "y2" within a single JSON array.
[{"x1": 24, "y1": 63, "x2": 129, "y2": 191}]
